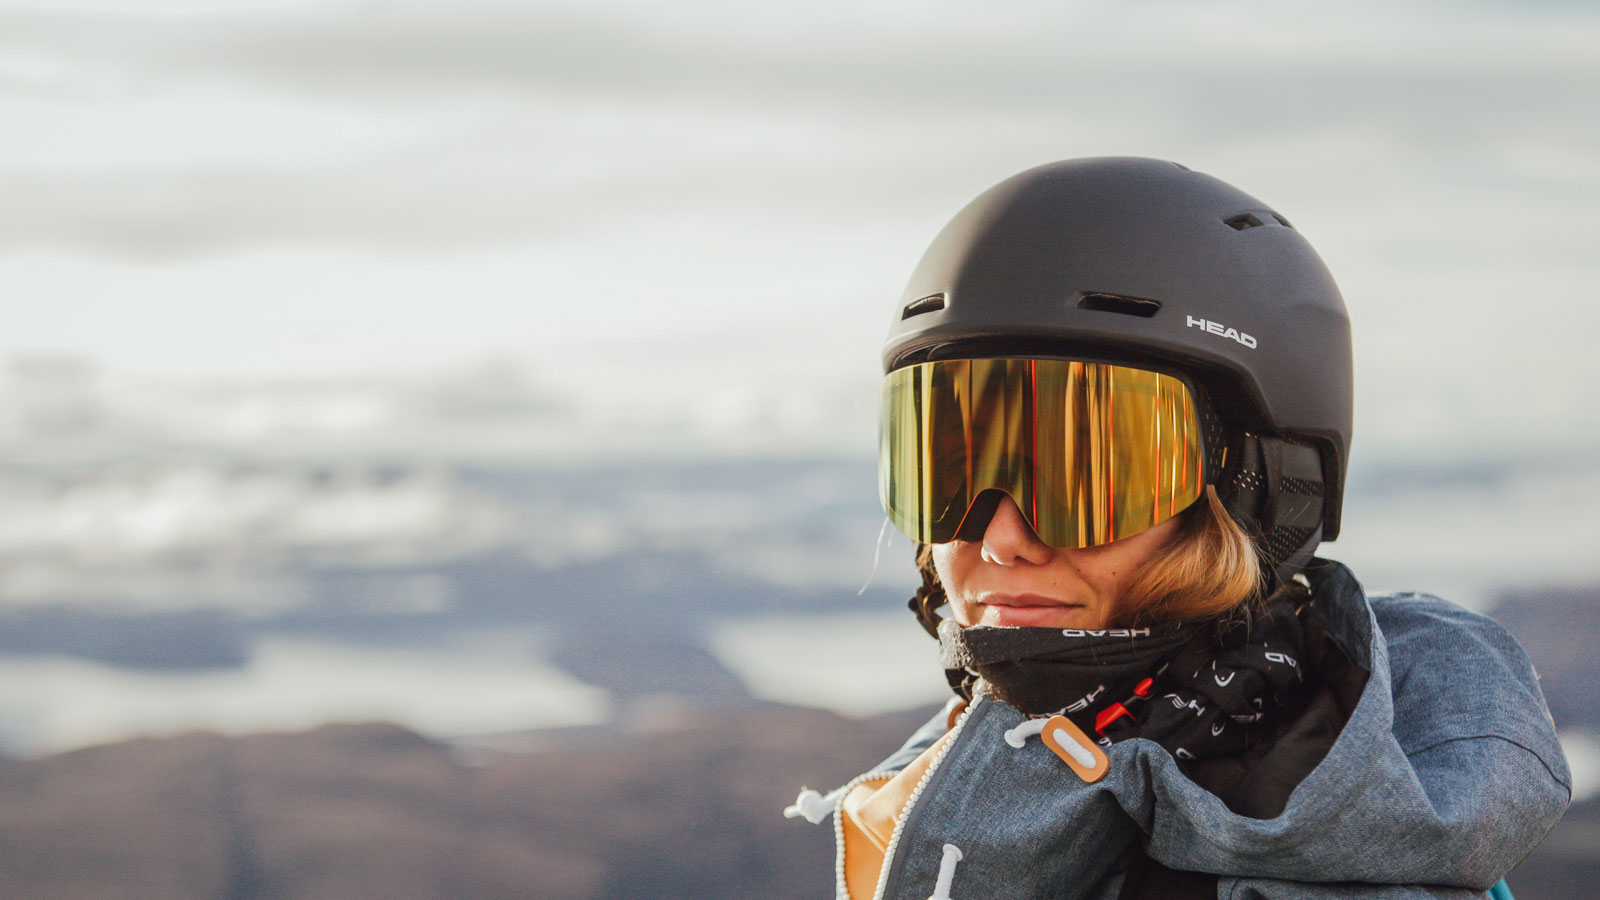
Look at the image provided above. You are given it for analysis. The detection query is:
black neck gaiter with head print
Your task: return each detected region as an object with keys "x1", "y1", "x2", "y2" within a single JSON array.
[{"x1": 936, "y1": 582, "x2": 1313, "y2": 763}]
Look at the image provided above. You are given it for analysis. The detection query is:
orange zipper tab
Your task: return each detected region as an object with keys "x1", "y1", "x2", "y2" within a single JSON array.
[{"x1": 1041, "y1": 715, "x2": 1110, "y2": 782}]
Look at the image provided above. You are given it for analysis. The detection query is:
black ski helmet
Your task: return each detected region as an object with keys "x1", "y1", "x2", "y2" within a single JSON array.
[{"x1": 884, "y1": 157, "x2": 1352, "y2": 580}]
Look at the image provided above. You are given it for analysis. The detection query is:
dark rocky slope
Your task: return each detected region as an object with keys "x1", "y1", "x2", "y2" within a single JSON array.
[
  {"x1": 0, "y1": 705, "x2": 933, "y2": 900},
  {"x1": 0, "y1": 684, "x2": 1590, "y2": 898}
]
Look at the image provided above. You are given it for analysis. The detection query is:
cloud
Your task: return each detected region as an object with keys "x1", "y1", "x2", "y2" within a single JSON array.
[
  {"x1": 0, "y1": 0, "x2": 1594, "y2": 259},
  {"x1": 4, "y1": 1, "x2": 1594, "y2": 102}
]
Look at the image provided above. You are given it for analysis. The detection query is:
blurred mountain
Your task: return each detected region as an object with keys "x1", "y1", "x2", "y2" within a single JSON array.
[
  {"x1": 0, "y1": 607, "x2": 250, "y2": 670},
  {"x1": 1509, "y1": 796, "x2": 1600, "y2": 900},
  {"x1": 1491, "y1": 586, "x2": 1600, "y2": 733},
  {"x1": 0, "y1": 706, "x2": 936, "y2": 900},
  {"x1": 547, "y1": 625, "x2": 754, "y2": 714},
  {"x1": 1485, "y1": 586, "x2": 1598, "y2": 900},
  {"x1": 0, "y1": 704, "x2": 1589, "y2": 900}
]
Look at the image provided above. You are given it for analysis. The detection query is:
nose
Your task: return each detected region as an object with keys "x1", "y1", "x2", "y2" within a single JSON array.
[{"x1": 979, "y1": 494, "x2": 1055, "y2": 566}]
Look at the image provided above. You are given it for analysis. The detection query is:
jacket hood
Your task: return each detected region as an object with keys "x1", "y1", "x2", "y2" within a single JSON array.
[{"x1": 1102, "y1": 560, "x2": 1569, "y2": 886}]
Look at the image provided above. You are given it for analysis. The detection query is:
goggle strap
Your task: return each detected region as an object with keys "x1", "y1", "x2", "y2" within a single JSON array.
[
  {"x1": 1199, "y1": 404, "x2": 1230, "y2": 483},
  {"x1": 1261, "y1": 438, "x2": 1284, "y2": 531}
]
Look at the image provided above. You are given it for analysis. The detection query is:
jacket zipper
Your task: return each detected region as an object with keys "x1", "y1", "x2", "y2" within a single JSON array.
[
  {"x1": 829, "y1": 696, "x2": 981, "y2": 900},
  {"x1": 830, "y1": 767, "x2": 901, "y2": 899}
]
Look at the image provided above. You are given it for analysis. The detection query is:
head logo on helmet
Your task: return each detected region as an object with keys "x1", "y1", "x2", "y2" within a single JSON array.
[{"x1": 1185, "y1": 316, "x2": 1258, "y2": 350}]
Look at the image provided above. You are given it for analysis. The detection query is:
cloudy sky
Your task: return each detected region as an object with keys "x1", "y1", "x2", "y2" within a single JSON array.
[
  {"x1": 1, "y1": 0, "x2": 1597, "y2": 464},
  {"x1": 1, "y1": 0, "x2": 1599, "y2": 755}
]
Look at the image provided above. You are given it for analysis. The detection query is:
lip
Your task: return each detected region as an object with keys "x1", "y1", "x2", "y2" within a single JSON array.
[
  {"x1": 975, "y1": 592, "x2": 1089, "y2": 628},
  {"x1": 980, "y1": 592, "x2": 1074, "y2": 608}
]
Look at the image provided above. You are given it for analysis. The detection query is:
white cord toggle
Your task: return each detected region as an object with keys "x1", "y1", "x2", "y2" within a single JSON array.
[
  {"x1": 927, "y1": 843, "x2": 964, "y2": 900},
  {"x1": 1004, "y1": 717, "x2": 1049, "y2": 748},
  {"x1": 783, "y1": 787, "x2": 841, "y2": 824}
]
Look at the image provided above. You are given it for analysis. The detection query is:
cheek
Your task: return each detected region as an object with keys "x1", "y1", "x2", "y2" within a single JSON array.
[
  {"x1": 929, "y1": 544, "x2": 974, "y2": 624},
  {"x1": 930, "y1": 544, "x2": 959, "y2": 593},
  {"x1": 1090, "y1": 518, "x2": 1183, "y2": 609}
]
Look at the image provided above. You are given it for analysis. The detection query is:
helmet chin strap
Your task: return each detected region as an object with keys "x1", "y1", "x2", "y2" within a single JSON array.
[
  {"x1": 1274, "y1": 524, "x2": 1323, "y2": 587},
  {"x1": 1221, "y1": 434, "x2": 1329, "y2": 587}
]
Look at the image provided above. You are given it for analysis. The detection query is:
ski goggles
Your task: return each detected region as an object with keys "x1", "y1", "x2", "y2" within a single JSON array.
[{"x1": 879, "y1": 358, "x2": 1208, "y2": 549}]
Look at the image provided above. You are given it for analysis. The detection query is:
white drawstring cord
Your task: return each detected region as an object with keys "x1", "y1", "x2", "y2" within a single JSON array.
[
  {"x1": 783, "y1": 786, "x2": 845, "y2": 824},
  {"x1": 927, "y1": 843, "x2": 964, "y2": 900},
  {"x1": 1004, "y1": 717, "x2": 1049, "y2": 748}
]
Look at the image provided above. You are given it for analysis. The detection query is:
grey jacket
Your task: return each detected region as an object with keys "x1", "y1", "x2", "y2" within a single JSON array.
[{"x1": 815, "y1": 561, "x2": 1570, "y2": 900}]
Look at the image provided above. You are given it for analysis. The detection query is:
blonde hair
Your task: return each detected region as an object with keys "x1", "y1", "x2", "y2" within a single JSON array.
[
  {"x1": 1114, "y1": 486, "x2": 1262, "y2": 626},
  {"x1": 910, "y1": 487, "x2": 1262, "y2": 634}
]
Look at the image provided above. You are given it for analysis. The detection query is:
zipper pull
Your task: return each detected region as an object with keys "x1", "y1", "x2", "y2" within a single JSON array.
[
  {"x1": 927, "y1": 843, "x2": 963, "y2": 900},
  {"x1": 783, "y1": 786, "x2": 842, "y2": 824}
]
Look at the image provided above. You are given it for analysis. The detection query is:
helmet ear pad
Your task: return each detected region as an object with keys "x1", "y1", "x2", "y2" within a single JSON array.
[{"x1": 1217, "y1": 433, "x2": 1329, "y2": 586}]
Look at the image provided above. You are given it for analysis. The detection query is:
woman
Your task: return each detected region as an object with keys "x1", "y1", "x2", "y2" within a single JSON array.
[{"x1": 787, "y1": 158, "x2": 1569, "y2": 899}]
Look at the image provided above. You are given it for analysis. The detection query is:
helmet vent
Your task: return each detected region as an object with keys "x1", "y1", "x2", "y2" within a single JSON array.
[
  {"x1": 902, "y1": 293, "x2": 946, "y2": 319},
  {"x1": 1075, "y1": 292, "x2": 1161, "y2": 318},
  {"x1": 1226, "y1": 211, "x2": 1295, "y2": 231}
]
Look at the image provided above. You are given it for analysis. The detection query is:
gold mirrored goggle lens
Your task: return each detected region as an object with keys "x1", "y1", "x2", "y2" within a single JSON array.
[{"x1": 879, "y1": 358, "x2": 1205, "y2": 549}]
